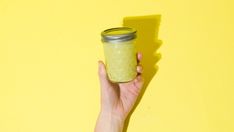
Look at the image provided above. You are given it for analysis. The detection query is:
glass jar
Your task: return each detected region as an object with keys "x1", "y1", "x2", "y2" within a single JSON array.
[{"x1": 101, "y1": 27, "x2": 137, "y2": 82}]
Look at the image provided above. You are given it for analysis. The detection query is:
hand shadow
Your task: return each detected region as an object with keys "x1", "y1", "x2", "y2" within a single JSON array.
[{"x1": 122, "y1": 14, "x2": 162, "y2": 132}]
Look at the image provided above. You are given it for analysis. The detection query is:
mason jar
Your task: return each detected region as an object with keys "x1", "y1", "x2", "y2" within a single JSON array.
[{"x1": 101, "y1": 27, "x2": 137, "y2": 83}]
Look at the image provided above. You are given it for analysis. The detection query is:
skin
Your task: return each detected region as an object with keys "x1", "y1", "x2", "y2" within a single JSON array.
[{"x1": 95, "y1": 53, "x2": 144, "y2": 132}]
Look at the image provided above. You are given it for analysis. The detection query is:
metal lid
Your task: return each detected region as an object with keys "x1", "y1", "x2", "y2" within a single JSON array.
[{"x1": 101, "y1": 27, "x2": 137, "y2": 43}]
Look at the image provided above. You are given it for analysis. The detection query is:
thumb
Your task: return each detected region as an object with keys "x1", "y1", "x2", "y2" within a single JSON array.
[{"x1": 98, "y1": 61, "x2": 109, "y2": 86}]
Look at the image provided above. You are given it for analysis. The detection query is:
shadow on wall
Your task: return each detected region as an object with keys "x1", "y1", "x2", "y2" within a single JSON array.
[{"x1": 122, "y1": 14, "x2": 162, "y2": 132}]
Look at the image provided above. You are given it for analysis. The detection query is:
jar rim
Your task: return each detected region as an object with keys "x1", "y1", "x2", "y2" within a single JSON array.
[{"x1": 101, "y1": 27, "x2": 137, "y2": 43}]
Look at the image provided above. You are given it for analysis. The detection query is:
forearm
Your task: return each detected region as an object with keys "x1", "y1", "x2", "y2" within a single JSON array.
[{"x1": 95, "y1": 112, "x2": 125, "y2": 132}]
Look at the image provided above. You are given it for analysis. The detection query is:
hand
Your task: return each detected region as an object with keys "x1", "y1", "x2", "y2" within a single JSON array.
[{"x1": 95, "y1": 53, "x2": 144, "y2": 132}]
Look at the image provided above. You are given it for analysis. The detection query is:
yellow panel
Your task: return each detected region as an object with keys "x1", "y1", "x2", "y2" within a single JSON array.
[{"x1": 0, "y1": 0, "x2": 233, "y2": 132}]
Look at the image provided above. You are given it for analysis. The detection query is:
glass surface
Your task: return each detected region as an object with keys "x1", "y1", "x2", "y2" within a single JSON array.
[{"x1": 103, "y1": 40, "x2": 137, "y2": 82}]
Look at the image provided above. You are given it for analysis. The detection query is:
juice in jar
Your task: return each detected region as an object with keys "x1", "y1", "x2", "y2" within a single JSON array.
[{"x1": 101, "y1": 27, "x2": 137, "y2": 82}]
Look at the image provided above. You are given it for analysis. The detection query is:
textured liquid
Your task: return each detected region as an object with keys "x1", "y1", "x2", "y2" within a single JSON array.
[{"x1": 103, "y1": 40, "x2": 137, "y2": 82}]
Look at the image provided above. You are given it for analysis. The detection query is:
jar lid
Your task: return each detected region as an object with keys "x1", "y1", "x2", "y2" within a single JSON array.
[{"x1": 101, "y1": 27, "x2": 137, "y2": 43}]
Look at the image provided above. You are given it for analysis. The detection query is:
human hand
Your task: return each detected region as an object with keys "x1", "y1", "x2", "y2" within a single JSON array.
[{"x1": 95, "y1": 53, "x2": 144, "y2": 132}]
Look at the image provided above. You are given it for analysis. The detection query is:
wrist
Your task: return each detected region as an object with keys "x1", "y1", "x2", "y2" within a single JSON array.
[
  {"x1": 100, "y1": 111, "x2": 125, "y2": 124},
  {"x1": 95, "y1": 111, "x2": 125, "y2": 132}
]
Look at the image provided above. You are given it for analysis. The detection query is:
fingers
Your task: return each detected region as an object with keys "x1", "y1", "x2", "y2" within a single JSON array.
[
  {"x1": 137, "y1": 65, "x2": 143, "y2": 74},
  {"x1": 134, "y1": 75, "x2": 144, "y2": 89},
  {"x1": 136, "y1": 52, "x2": 143, "y2": 75},
  {"x1": 134, "y1": 75, "x2": 142, "y2": 83},
  {"x1": 135, "y1": 52, "x2": 144, "y2": 88},
  {"x1": 137, "y1": 52, "x2": 142, "y2": 63}
]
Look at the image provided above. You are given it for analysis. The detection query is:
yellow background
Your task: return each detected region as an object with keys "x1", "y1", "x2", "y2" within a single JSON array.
[{"x1": 0, "y1": 0, "x2": 234, "y2": 132}]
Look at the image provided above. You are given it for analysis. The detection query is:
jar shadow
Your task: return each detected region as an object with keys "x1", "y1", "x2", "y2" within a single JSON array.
[{"x1": 122, "y1": 14, "x2": 162, "y2": 132}]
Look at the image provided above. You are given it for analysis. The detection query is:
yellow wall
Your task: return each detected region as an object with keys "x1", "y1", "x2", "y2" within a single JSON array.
[{"x1": 0, "y1": 0, "x2": 234, "y2": 132}]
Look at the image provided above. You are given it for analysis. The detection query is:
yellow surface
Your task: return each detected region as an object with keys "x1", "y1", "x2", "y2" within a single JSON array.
[{"x1": 0, "y1": 0, "x2": 234, "y2": 132}]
